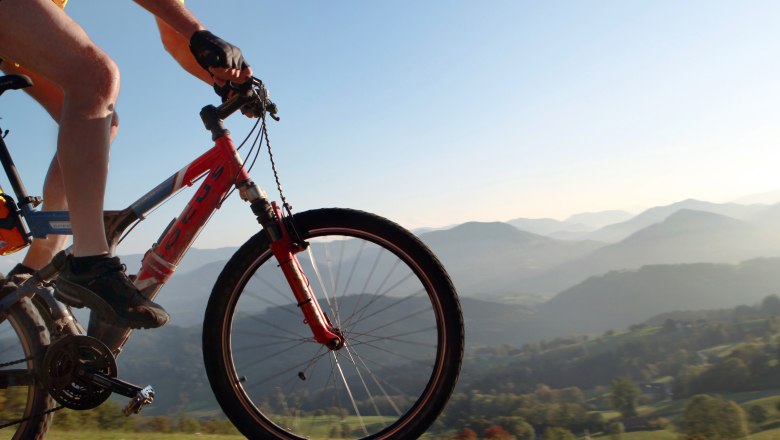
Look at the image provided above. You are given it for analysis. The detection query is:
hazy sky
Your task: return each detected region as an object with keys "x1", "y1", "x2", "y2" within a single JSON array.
[{"x1": 1, "y1": 1, "x2": 779, "y2": 252}]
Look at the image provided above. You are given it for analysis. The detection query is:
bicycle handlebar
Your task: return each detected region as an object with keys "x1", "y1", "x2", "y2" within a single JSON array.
[
  {"x1": 200, "y1": 77, "x2": 279, "y2": 140},
  {"x1": 201, "y1": 77, "x2": 278, "y2": 139},
  {"x1": 215, "y1": 77, "x2": 278, "y2": 121}
]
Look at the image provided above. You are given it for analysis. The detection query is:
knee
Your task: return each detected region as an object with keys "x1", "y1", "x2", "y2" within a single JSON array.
[
  {"x1": 62, "y1": 47, "x2": 120, "y2": 114},
  {"x1": 110, "y1": 111, "x2": 120, "y2": 139}
]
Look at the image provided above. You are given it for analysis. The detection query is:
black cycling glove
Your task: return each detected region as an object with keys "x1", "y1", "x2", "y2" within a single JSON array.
[{"x1": 189, "y1": 30, "x2": 249, "y2": 72}]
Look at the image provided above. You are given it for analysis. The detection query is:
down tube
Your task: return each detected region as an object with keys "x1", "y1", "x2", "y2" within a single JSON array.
[
  {"x1": 93, "y1": 136, "x2": 248, "y2": 353},
  {"x1": 136, "y1": 135, "x2": 248, "y2": 294}
]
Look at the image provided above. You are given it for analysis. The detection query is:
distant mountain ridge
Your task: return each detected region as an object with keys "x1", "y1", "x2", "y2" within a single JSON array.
[
  {"x1": 584, "y1": 199, "x2": 769, "y2": 243},
  {"x1": 4, "y1": 196, "x2": 779, "y2": 342},
  {"x1": 534, "y1": 257, "x2": 780, "y2": 338}
]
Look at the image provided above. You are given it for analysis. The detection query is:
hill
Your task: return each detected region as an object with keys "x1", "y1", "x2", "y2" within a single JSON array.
[
  {"x1": 534, "y1": 257, "x2": 780, "y2": 337},
  {"x1": 519, "y1": 209, "x2": 780, "y2": 293},
  {"x1": 585, "y1": 199, "x2": 768, "y2": 243},
  {"x1": 418, "y1": 221, "x2": 604, "y2": 302}
]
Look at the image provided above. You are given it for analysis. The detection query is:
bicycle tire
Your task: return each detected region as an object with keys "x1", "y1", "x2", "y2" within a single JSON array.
[
  {"x1": 0, "y1": 297, "x2": 54, "y2": 440},
  {"x1": 203, "y1": 208, "x2": 463, "y2": 439}
]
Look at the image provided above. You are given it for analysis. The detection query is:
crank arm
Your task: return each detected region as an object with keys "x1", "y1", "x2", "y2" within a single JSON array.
[{"x1": 77, "y1": 368, "x2": 155, "y2": 414}]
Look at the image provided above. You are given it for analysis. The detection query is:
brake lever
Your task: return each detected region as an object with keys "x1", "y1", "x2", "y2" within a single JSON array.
[{"x1": 266, "y1": 102, "x2": 280, "y2": 121}]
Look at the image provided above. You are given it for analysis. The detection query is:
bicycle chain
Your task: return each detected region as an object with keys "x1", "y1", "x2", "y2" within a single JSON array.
[
  {"x1": 0, "y1": 354, "x2": 64, "y2": 430},
  {"x1": 0, "y1": 355, "x2": 34, "y2": 369},
  {"x1": 0, "y1": 405, "x2": 64, "y2": 430}
]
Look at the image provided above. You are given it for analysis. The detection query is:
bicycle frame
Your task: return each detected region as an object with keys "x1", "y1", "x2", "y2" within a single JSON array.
[{"x1": 0, "y1": 100, "x2": 343, "y2": 354}]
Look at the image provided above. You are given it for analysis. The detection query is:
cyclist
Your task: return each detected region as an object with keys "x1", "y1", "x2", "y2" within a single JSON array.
[{"x1": 0, "y1": 0, "x2": 252, "y2": 329}]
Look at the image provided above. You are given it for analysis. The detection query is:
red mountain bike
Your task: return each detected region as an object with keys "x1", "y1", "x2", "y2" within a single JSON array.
[{"x1": 0, "y1": 74, "x2": 464, "y2": 439}]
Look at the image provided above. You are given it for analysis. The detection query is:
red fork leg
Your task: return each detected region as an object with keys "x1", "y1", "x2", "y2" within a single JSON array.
[{"x1": 269, "y1": 203, "x2": 343, "y2": 349}]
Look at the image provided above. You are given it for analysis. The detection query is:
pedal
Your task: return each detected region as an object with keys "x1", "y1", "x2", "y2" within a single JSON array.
[{"x1": 122, "y1": 385, "x2": 155, "y2": 416}]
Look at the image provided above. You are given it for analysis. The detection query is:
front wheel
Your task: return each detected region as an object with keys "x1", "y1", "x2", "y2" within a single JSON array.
[{"x1": 203, "y1": 208, "x2": 463, "y2": 439}]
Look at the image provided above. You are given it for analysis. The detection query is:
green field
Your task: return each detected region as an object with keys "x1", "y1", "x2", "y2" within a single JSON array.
[{"x1": 46, "y1": 432, "x2": 243, "y2": 440}]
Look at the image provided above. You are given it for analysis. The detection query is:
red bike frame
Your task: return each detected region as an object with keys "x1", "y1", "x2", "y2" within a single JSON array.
[{"x1": 89, "y1": 125, "x2": 342, "y2": 352}]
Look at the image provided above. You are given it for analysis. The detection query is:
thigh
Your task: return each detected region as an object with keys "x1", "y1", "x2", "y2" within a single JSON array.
[
  {"x1": 0, "y1": 62, "x2": 64, "y2": 121},
  {"x1": 0, "y1": 0, "x2": 110, "y2": 89}
]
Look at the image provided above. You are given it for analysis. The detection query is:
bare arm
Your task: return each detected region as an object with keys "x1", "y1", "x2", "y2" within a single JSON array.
[
  {"x1": 133, "y1": 0, "x2": 203, "y2": 38},
  {"x1": 134, "y1": 0, "x2": 252, "y2": 85},
  {"x1": 155, "y1": 17, "x2": 212, "y2": 84}
]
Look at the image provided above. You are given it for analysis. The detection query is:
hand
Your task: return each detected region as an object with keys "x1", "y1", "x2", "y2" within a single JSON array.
[{"x1": 189, "y1": 30, "x2": 253, "y2": 85}]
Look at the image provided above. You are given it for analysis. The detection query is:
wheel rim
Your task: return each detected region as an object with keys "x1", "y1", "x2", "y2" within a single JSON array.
[{"x1": 221, "y1": 226, "x2": 448, "y2": 439}]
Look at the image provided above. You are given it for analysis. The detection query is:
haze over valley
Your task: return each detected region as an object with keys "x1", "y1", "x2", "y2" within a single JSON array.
[{"x1": 7, "y1": 193, "x2": 780, "y2": 415}]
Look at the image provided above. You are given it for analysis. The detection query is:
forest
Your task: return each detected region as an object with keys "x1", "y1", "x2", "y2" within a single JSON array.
[{"x1": 5, "y1": 295, "x2": 780, "y2": 439}]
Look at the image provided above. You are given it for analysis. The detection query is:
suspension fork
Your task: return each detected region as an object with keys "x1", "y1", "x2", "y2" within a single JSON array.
[{"x1": 240, "y1": 181, "x2": 344, "y2": 350}]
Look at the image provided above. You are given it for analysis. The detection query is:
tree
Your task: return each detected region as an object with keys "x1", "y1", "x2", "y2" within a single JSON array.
[
  {"x1": 761, "y1": 295, "x2": 780, "y2": 315},
  {"x1": 144, "y1": 416, "x2": 172, "y2": 433},
  {"x1": 483, "y1": 425, "x2": 515, "y2": 440},
  {"x1": 680, "y1": 394, "x2": 749, "y2": 440},
  {"x1": 542, "y1": 427, "x2": 574, "y2": 440},
  {"x1": 94, "y1": 401, "x2": 133, "y2": 431},
  {"x1": 455, "y1": 427, "x2": 479, "y2": 440},
  {"x1": 607, "y1": 421, "x2": 624, "y2": 440},
  {"x1": 178, "y1": 416, "x2": 201, "y2": 433},
  {"x1": 610, "y1": 377, "x2": 640, "y2": 418},
  {"x1": 748, "y1": 404, "x2": 768, "y2": 425}
]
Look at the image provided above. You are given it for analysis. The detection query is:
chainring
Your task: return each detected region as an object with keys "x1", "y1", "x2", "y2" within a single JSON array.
[{"x1": 41, "y1": 335, "x2": 117, "y2": 410}]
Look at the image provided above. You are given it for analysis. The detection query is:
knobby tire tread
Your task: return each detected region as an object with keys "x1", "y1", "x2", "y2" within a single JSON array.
[{"x1": 3, "y1": 297, "x2": 54, "y2": 440}]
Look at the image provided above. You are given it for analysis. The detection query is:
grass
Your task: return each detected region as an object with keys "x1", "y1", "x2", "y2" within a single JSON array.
[
  {"x1": 45, "y1": 432, "x2": 243, "y2": 440},
  {"x1": 591, "y1": 429, "x2": 678, "y2": 439},
  {"x1": 45, "y1": 415, "x2": 416, "y2": 440}
]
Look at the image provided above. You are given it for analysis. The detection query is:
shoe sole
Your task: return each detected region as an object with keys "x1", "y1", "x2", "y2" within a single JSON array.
[{"x1": 54, "y1": 278, "x2": 169, "y2": 329}]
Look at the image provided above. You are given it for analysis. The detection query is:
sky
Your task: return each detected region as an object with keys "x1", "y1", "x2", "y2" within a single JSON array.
[{"x1": 1, "y1": 1, "x2": 780, "y2": 253}]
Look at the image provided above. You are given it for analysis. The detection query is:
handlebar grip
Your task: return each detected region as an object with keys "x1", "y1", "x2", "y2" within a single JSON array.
[{"x1": 216, "y1": 88, "x2": 253, "y2": 120}]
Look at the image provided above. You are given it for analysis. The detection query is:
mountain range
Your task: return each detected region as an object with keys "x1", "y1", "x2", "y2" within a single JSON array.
[
  {"x1": 6, "y1": 195, "x2": 780, "y2": 416},
  {"x1": 4, "y1": 196, "x2": 780, "y2": 340}
]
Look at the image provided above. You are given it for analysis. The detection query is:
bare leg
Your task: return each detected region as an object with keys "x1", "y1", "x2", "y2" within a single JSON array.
[
  {"x1": 0, "y1": 0, "x2": 119, "y2": 258},
  {"x1": 1, "y1": 52, "x2": 120, "y2": 271}
]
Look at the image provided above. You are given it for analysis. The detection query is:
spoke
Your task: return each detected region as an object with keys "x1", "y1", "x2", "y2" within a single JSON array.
[
  {"x1": 331, "y1": 240, "x2": 346, "y2": 325},
  {"x1": 345, "y1": 286, "x2": 424, "y2": 330},
  {"x1": 347, "y1": 339, "x2": 433, "y2": 365},
  {"x1": 347, "y1": 326, "x2": 438, "y2": 349},
  {"x1": 350, "y1": 353, "x2": 430, "y2": 400},
  {"x1": 348, "y1": 246, "x2": 385, "y2": 325},
  {"x1": 242, "y1": 349, "x2": 331, "y2": 391},
  {"x1": 245, "y1": 274, "x2": 302, "y2": 317},
  {"x1": 232, "y1": 330, "x2": 307, "y2": 343},
  {"x1": 233, "y1": 338, "x2": 313, "y2": 352},
  {"x1": 351, "y1": 306, "x2": 433, "y2": 337},
  {"x1": 340, "y1": 239, "x2": 367, "y2": 320},
  {"x1": 272, "y1": 345, "x2": 330, "y2": 427},
  {"x1": 236, "y1": 339, "x2": 310, "y2": 371},
  {"x1": 306, "y1": 245, "x2": 340, "y2": 327},
  {"x1": 242, "y1": 290, "x2": 300, "y2": 318},
  {"x1": 338, "y1": 343, "x2": 384, "y2": 421},
  {"x1": 346, "y1": 258, "x2": 404, "y2": 325},
  {"x1": 252, "y1": 271, "x2": 298, "y2": 303},
  {"x1": 332, "y1": 351, "x2": 368, "y2": 436},
  {"x1": 243, "y1": 314, "x2": 311, "y2": 341},
  {"x1": 344, "y1": 343, "x2": 403, "y2": 417}
]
